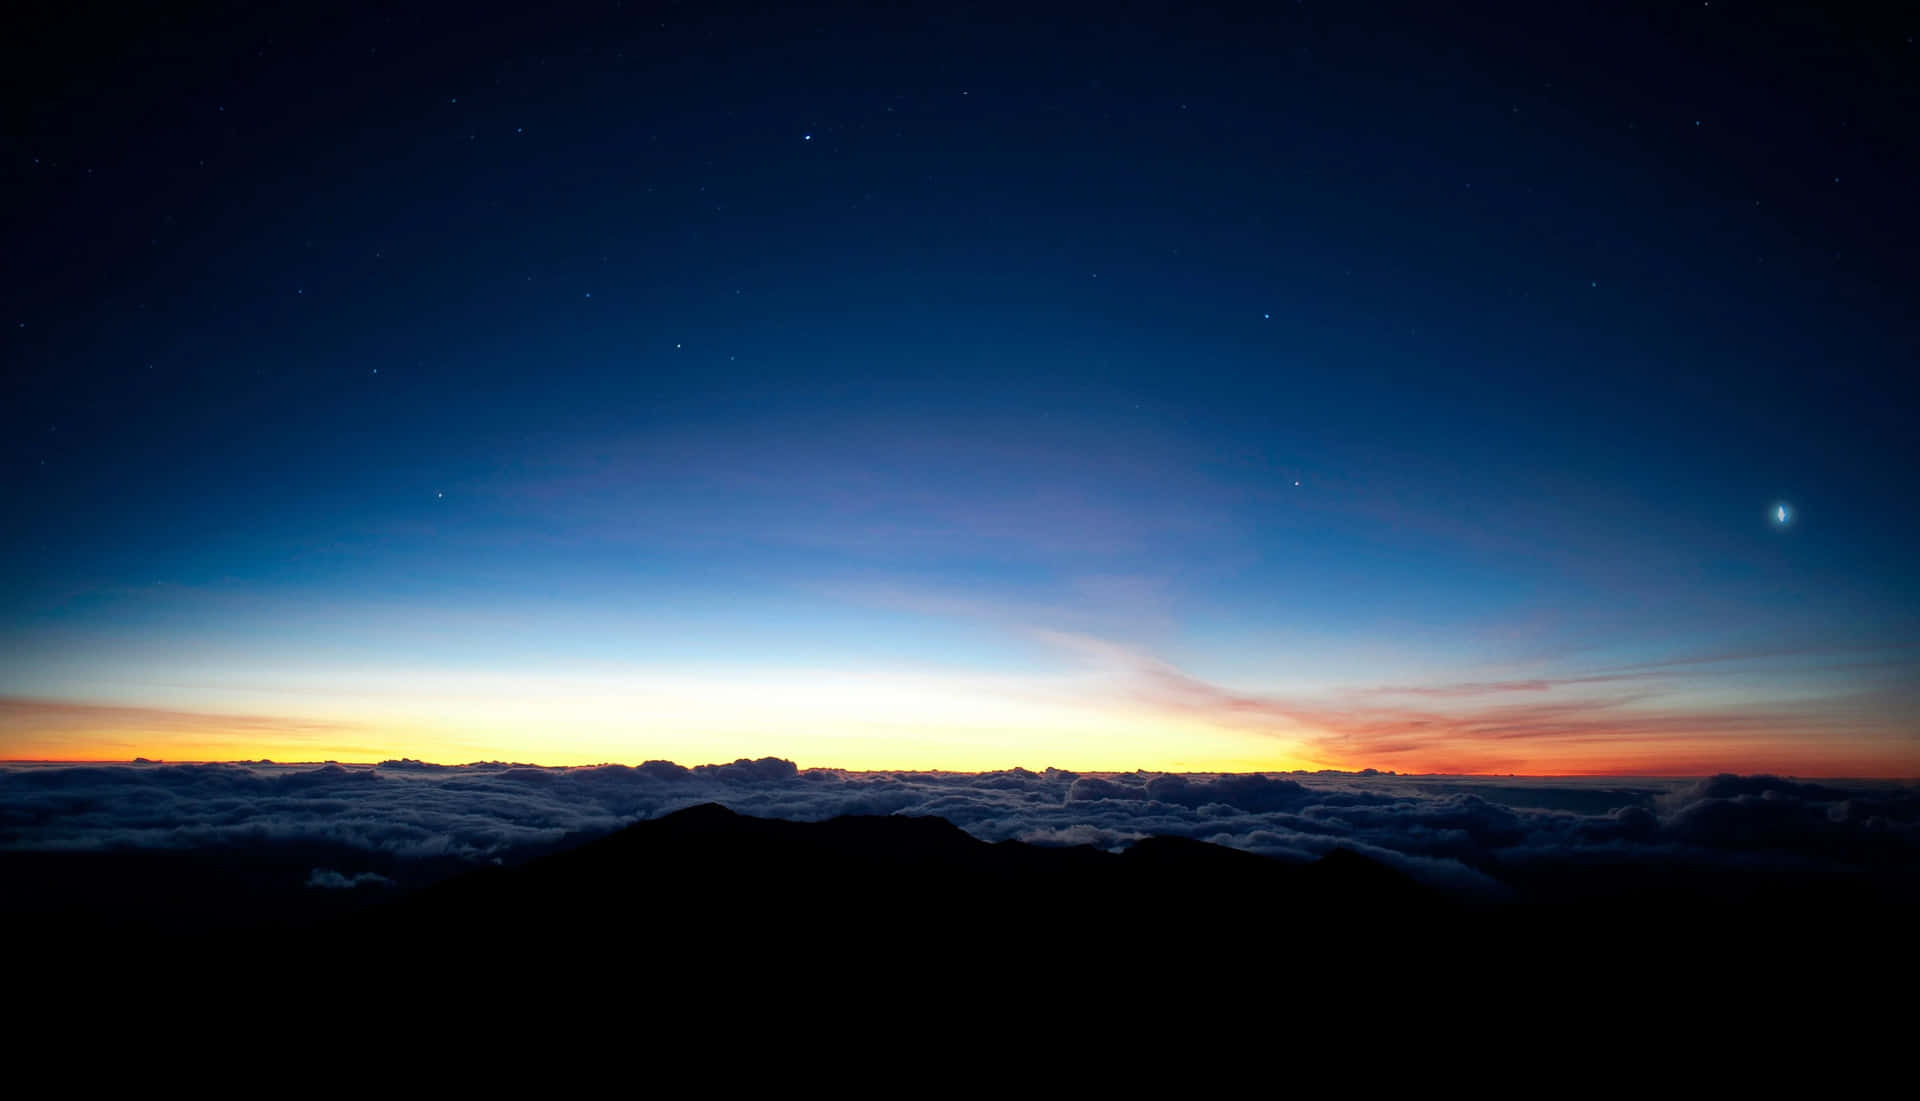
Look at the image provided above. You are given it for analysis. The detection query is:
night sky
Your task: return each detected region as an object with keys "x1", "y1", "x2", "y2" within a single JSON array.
[{"x1": 3, "y1": 1, "x2": 1915, "y2": 774}]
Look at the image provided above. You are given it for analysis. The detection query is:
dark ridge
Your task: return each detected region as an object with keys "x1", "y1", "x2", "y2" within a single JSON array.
[
  {"x1": 336, "y1": 802, "x2": 1443, "y2": 962},
  {"x1": 9, "y1": 802, "x2": 1910, "y2": 1051},
  {"x1": 336, "y1": 804, "x2": 1909, "y2": 963}
]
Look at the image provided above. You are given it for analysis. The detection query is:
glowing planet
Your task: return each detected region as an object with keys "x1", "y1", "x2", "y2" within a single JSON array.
[{"x1": 1773, "y1": 503, "x2": 1792, "y2": 526}]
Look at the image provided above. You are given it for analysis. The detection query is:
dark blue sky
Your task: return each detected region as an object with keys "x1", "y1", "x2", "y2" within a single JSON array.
[{"x1": 3, "y1": 1, "x2": 1915, "y2": 773}]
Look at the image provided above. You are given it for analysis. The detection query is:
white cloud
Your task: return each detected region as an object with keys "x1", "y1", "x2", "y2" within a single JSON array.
[{"x1": 4, "y1": 761, "x2": 1912, "y2": 897}]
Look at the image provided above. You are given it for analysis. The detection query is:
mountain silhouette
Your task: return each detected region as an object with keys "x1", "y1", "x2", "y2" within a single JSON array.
[
  {"x1": 11, "y1": 801, "x2": 1902, "y2": 1056},
  {"x1": 345, "y1": 803, "x2": 1439, "y2": 958}
]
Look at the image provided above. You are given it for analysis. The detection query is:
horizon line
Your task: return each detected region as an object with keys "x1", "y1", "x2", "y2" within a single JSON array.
[{"x1": 3, "y1": 756, "x2": 1912, "y2": 783}]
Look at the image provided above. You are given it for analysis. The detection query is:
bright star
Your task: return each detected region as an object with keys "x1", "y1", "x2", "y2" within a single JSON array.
[{"x1": 1773, "y1": 502, "x2": 1793, "y2": 527}]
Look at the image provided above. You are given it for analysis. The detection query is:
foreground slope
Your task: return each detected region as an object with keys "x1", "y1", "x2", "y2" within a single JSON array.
[
  {"x1": 350, "y1": 802, "x2": 1436, "y2": 957},
  {"x1": 12, "y1": 801, "x2": 1913, "y2": 1059}
]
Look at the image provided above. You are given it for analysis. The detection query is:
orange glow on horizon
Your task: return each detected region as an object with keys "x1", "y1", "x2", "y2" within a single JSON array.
[{"x1": 2, "y1": 690, "x2": 1914, "y2": 778}]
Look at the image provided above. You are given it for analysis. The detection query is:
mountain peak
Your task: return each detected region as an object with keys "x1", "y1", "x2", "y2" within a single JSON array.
[{"x1": 656, "y1": 801, "x2": 740, "y2": 824}]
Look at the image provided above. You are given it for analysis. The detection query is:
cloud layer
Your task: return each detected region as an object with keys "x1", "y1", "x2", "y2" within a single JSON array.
[{"x1": 4, "y1": 759, "x2": 1914, "y2": 899}]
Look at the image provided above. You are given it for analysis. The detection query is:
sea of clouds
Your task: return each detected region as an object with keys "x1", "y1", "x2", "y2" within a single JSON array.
[{"x1": 3, "y1": 757, "x2": 1915, "y2": 895}]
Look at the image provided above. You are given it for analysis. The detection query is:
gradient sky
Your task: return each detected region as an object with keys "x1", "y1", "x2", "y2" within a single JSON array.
[{"x1": 3, "y1": 2, "x2": 1915, "y2": 774}]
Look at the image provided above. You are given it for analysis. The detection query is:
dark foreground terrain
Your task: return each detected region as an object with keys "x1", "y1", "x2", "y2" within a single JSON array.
[
  {"x1": 9, "y1": 802, "x2": 1912, "y2": 1056},
  {"x1": 5, "y1": 802, "x2": 1440, "y2": 952}
]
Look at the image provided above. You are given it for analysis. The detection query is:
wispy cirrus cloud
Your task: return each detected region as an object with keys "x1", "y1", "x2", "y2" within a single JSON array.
[
  {"x1": 6, "y1": 595, "x2": 1912, "y2": 777},
  {"x1": 1018, "y1": 626, "x2": 1920, "y2": 776},
  {"x1": 801, "y1": 572, "x2": 1920, "y2": 776},
  {"x1": 1348, "y1": 672, "x2": 1673, "y2": 697},
  {"x1": 474, "y1": 415, "x2": 1242, "y2": 561}
]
